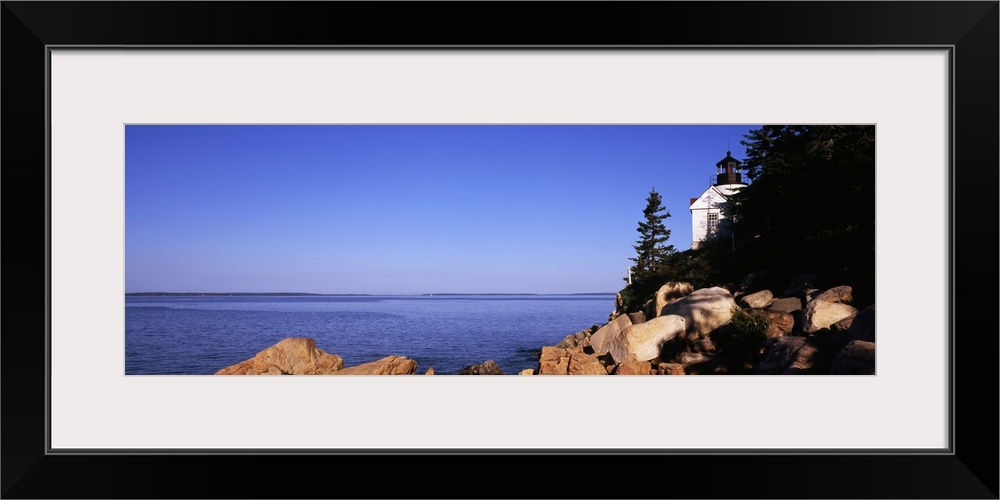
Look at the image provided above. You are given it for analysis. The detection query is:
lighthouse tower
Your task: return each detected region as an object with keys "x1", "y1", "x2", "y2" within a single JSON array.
[{"x1": 689, "y1": 151, "x2": 748, "y2": 249}]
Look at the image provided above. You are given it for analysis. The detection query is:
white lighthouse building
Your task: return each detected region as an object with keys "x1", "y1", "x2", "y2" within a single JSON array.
[{"x1": 689, "y1": 151, "x2": 747, "y2": 250}]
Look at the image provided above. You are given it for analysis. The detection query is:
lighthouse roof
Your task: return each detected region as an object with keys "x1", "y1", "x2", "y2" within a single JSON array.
[{"x1": 716, "y1": 151, "x2": 741, "y2": 167}]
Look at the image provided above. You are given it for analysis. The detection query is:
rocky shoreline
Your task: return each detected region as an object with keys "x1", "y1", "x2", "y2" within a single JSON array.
[{"x1": 215, "y1": 276, "x2": 875, "y2": 376}]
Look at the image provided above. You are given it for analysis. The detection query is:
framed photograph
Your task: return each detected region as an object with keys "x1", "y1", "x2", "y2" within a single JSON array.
[{"x1": 3, "y1": 2, "x2": 997, "y2": 498}]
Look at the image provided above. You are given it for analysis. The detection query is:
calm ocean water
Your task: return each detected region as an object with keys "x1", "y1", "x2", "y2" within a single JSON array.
[{"x1": 125, "y1": 294, "x2": 615, "y2": 375}]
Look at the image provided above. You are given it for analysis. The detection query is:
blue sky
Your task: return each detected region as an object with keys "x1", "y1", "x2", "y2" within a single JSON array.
[{"x1": 125, "y1": 124, "x2": 760, "y2": 294}]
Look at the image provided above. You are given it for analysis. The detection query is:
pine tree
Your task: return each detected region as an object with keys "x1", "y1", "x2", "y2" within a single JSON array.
[{"x1": 628, "y1": 188, "x2": 675, "y2": 281}]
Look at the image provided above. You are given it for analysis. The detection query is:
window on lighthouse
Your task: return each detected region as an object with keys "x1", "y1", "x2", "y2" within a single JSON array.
[{"x1": 707, "y1": 213, "x2": 719, "y2": 234}]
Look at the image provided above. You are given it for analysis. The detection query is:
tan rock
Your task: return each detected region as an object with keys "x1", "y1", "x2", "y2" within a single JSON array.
[
  {"x1": 653, "y1": 282, "x2": 695, "y2": 318},
  {"x1": 739, "y1": 289, "x2": 773, "y2": 309},
  {"x1": 659, "y1": 287, "x2": 737, "y2": 339},
  {"x1": 615, "y1": 358, "x2": 652, "y2": 375},
  {"x1": 568, "y1": 350, "x2": 606, "y2": 375},
  {"x1": 215, "y1": 359, "x2": 255, "y2": 375},
  {"x1": 678, "y1": 351, "x2": 711, "y2": 366},
  {"x1": 608, "y1": 314, "x2": 686, "y2": 363},
  {"x1": 814, "y1": 285, "x2": 853, "y2": 304},
  {"x1": 332, "y1": 355, "x2": 417, "y2": 375},
  {"x1": 802, "y1": 301, "x2": 858, "y2": 334},
  {"x1": 656, "y1": 363, "x2": 686, "y2": 375},
  {"x1": 589, "y1": 313, "x2": 632, "y2": 355},
  {"x1": 424, "y1": 367, "x2": 435, "y2": 375},
  {"x1": 215, "y1": 337, "x2": 345, "y2": 375},
  {"x1": 519, "y1": 368, "x2": 535, "y2": 375},
  {"x1": 538, "y1": 346, "x2": 570, "y2": 375}
]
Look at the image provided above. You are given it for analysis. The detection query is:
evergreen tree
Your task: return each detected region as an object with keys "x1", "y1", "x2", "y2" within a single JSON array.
[{"x1": 628, "y1": 188, "x2": 675, "y2": 281}]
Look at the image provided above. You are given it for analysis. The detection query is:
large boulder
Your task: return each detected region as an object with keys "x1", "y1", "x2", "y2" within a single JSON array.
[
  {"x1": 215, "y1": 337, "x2": 345, "y2": 375},
  {"x1": 847, "y1": 306, "x2": 876, "y2": 343},
  {"x1": 608, "y1": 314, "x2": 686, "y2": 363},
  {"x1": 802, "y1": 301, "x2": 858, "y2": 334},
  {"x1": 659, "y1": 287, "x2": 737, "y2": 339},
  {"x1": 589, "y1": 314, "x2": 633, "y2": 355},
  {"x1": 653, "y1": 282, "x2": 695, "y2": 318},
  {"x1": 457, "y1": 360, "x2": 505, "y2": 375},
  {"x1": 332, "y1": 355, "x2": 417, "y2": 375},
  {"x1": 739, "y1": 290, "x2": 774, "y2": 309},
  {"x1": 831, "y1": 340, "x2": 876, "y2": 375}
]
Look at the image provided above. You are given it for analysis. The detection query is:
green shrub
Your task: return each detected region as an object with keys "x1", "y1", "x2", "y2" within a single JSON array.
[{"x1": 728, "y1": 305, "x2": 770, "y2": 352}]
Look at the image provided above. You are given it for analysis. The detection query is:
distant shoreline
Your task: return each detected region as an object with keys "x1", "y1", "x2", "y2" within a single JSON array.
[{"x1": 125, "y1": 292, "x2": 616, "y2": 297}]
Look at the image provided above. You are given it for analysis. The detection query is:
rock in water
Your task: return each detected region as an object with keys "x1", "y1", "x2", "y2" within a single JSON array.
[
  {"x1": 215, "y1": 337, "x2": 344, "y2": 375},
  {"x1": 457, "y1": 360, "x2": 505, "y2": 375}
]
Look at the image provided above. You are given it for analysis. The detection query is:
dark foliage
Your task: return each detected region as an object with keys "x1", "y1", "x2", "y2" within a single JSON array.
[{"x1": 727, "y1": 125, "x2": 876, "y2": 306}]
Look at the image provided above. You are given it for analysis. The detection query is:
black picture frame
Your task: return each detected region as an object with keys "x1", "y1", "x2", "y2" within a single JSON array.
[{"x1": 2, "y1": 2, "x2": 997, "y2": 498}]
